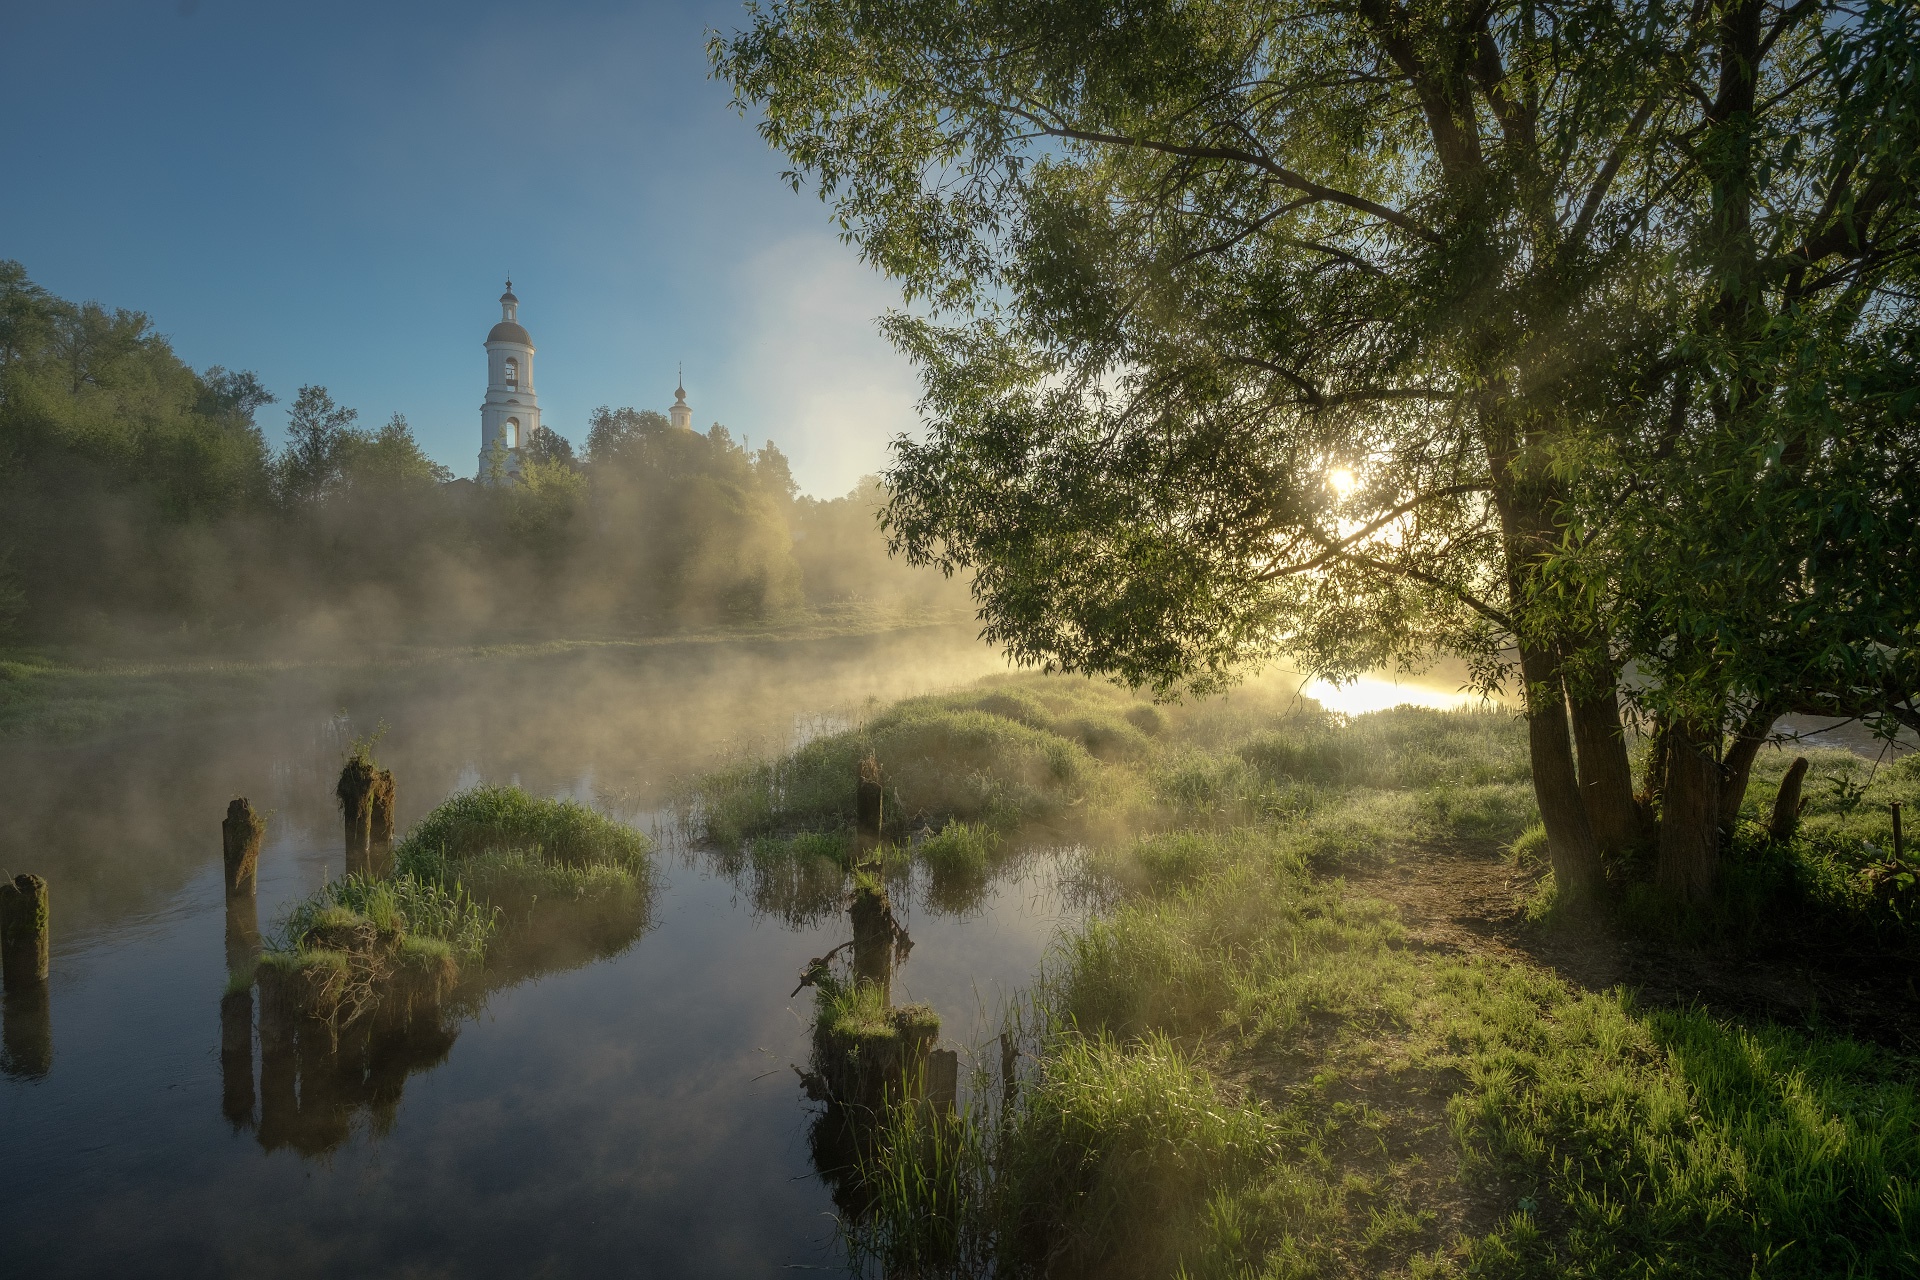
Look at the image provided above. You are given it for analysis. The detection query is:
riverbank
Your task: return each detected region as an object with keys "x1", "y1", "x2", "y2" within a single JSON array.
[{"x1": 697, "y1": 674, "x2": 1920, "y2": 1277}]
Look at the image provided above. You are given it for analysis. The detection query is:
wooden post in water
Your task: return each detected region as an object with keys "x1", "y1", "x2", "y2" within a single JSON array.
[
  {"x1": 0, "y1": 873, "x2": 50, "y2": 990},
  {"x1": 856, "y1": 754, "x2": 883, "y2": 857},
  {"x1": 926, "y1": 1047, "x2": 958, "y2": 1116},
  {"x1": 338, "y1": 759, "x2": 377, "y2": 876},
  {"x1": 222, "y1": 798, "x2": 265, "y2": 898},
  {"x1": 369, "y1": 769, "x2": 396, "y2": 876}
]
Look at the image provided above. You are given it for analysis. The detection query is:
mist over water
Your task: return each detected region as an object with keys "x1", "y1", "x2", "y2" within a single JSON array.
[{"x1": 0, "y1": 627, "x2": 1086, "y2": 1277}]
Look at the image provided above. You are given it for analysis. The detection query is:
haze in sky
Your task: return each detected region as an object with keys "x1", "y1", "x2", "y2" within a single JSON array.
[{"x1": 0, "y1": 0, "x2": 917, "y2": 497}]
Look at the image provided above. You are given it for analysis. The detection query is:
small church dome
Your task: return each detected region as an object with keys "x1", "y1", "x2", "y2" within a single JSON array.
[{"x1": 487, "y1": 320, "x2": 533, "y2": 345}]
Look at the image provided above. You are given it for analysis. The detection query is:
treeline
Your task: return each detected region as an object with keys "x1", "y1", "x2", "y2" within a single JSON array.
[{"x1": 0, "y1": 262, "x2": 961, "y2": 645}]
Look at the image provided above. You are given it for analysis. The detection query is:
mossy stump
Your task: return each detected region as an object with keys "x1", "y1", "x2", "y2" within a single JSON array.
[
  {"x1": 814, "y1": 997, "x2": 941, "y2": 1112},
  {"x1": 0, "y1": 873, "x2": 50, "y2": 990},
  {"x1": 222, "y1": 797, "x2": 265, "y2": 897},
  {"x1": 370, "y1": 769, "x2": 396, "y2": 854},
  {"x1": 339, "y1": 761, "x2": 395, "y2": 876}
]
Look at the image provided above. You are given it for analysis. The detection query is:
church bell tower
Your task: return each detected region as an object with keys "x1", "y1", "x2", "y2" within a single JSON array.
[{"x1": 479, "y1": 280, "x2": 540, "y2": 481}]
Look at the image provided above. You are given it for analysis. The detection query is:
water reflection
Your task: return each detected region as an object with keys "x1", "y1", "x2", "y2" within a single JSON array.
[
  {"x1": 250, "y1": 989, "x2": 461, "y2": 1157},
  {"x1": 0, "y1": 630, "x2": 1097, "y2": 1277},
  {"x1": 1, "y1": 985, "x2": 52, "y2": 1079}
]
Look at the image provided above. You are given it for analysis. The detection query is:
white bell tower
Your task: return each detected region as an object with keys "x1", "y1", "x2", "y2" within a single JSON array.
[
  {"x1": 479, "y1": 280, "x2": 541, "y2": 482},
  {"x1": 669, "y1": 366, "x2": 693, "y2": 431}
]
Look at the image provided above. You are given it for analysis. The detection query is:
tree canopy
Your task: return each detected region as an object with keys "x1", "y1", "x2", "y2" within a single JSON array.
[{"x1": 715, "y1": 0, "x2": 1920, "y2": 900}]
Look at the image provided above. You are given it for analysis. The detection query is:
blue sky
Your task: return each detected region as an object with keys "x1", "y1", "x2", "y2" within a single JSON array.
[{"x1": 1, "y1": 0, "x2": 918, "y2": 496}]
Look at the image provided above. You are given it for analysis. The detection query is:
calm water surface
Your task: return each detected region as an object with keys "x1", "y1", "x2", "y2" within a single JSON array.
[{"x1": 0, "y1": 629, "x2": 1075, "y2": 1277}]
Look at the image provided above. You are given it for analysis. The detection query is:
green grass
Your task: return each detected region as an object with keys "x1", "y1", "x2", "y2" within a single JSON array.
[
  {"x1": 263, "y1": 785, "x2": 655, "y2": 1016},
  {"x1": 803, "y1": 679, "x2": 1919, "y2": 1279},
  {"x1": 393, "y1": 784, "x2": 652, "y2": 870},
  {"x1": 855, "y1": 816, "x2": 1920, "y2": 1277}
]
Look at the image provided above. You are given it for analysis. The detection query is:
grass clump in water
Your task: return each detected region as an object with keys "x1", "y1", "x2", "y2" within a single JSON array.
[
  {"x1": 394, "y1": 783, "x2": 651, "y2": 869},
  {"x1": 263, "y1": 785, "x2": 655, "y2": 1019}
]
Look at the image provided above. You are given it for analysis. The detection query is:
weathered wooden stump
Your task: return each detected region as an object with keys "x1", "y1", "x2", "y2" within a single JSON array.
[
  {"x1": 926, "y1": 1046, "x2": 958, "y2": 1115},
  {"x1": 222, "y1": 798, "x2": 265, "y2": 897},
  {"x1": 0, "y1": 873, "x2": 50, "y2": 991},
  {"x1": 338, "y1": 759, "x2": 378, "y2": 875},
  {"x1": 856, "y1": 754, "x2": 883, "y2": 854},
  {"x1": 370, "y1": 769, "x2": 396, "y2": 848},
  {"x1": 225, "y1": 895, "x2": 262, "y2": 979},
  {"x1": 1769, "y1": 756, "x2": 1810, "y2": 843},
  {"x1": 1893, "y1": 801, "x2": 1905, "y2": 863}
]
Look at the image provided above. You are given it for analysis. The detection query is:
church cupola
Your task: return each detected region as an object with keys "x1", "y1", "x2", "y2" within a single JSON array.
[
  {"x1": 478, "y1": 278, "x2": 541, "y2": 482},
  {"x1": 669, "y1": 368, "x2": 692, "y2": 432}
]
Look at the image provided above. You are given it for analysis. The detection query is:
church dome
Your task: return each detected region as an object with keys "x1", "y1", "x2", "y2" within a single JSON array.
[{"x1": 487, "y1": 320, "x2": 533, "y2": 345}]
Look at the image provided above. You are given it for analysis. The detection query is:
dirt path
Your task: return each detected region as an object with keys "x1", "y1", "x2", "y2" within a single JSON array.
[{"x1": 1343, "y1": 847, "x2": 1920, "y2": 1053}]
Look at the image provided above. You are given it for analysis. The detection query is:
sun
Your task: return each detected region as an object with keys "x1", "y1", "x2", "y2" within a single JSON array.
[{"x1": 1326, "y1": 467, "x2": 1357, "y2": 499}]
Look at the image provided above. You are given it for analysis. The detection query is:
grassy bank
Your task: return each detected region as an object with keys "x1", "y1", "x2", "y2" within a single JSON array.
[
  {"x1": 258, "y1": 785, "x2": 656, "y2": 1019},
  {"x1": 697, "y1": 674, "x2": 1920, "y2": 1277}
]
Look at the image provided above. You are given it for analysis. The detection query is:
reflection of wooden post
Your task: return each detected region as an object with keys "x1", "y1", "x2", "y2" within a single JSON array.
[
  {"x1": 1769, "y1": 757, "x2": 1810, "y2": 843},
  {"x1": 926, "y1": 1047, "x2": 958, "y2": 1115},
  {"x1": 856, "y1": 755, "x2": 883, "y2": 856},
  {"x1": 339, "y1": 760, "x2": 377, "y2": 876},
  {"x1": 222, "y1": 798, "x2": 265, "y2": 897},
  {"x1": 1, "y1": 984, "x2": 52, "y2": 1080},
  {"x1": 255, "y1": 966, "x2": 297, "y2": 1151},
  {"x1": 220, "y1": 988, "x2": 255, "y2": 1130},
  {"x1": 850, "y1": 879, "x2": 904, "y2": 1004},
  {"x1": 0, "y1": 874, "x2": 50, "y2": 990}
]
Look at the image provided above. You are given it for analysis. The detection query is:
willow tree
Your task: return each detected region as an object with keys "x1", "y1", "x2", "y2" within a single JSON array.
[
  {"x1": 716, "y1": 0, "x2": 1918, "y2": 902},
  {"x1": 1550, "y1": 0, "x2": 1920, "y2": 898}
]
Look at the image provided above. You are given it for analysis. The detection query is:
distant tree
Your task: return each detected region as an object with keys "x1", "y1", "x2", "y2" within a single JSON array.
[
  {"x1": 522, "y1": 425, "x2": 576, "y2": 470},
  {"x1": 276, "y1": 385, "x2": 360, "y2": 506},
  {"x1": 338, "y1": 413, "x2": 454, "y2": 490}
]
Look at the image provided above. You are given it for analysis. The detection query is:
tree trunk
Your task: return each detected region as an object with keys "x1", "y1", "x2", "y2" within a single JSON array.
[
  {"x1": 1521, "y1": 643, "x2": 1602, "y2": 902},
  {"x1": 1717, "y1": 709, "x2": 1776, "y2": 831},
  {"x1": 1633, "y1": 714, "x2": 1669, "y2": 838},
  {"x1": 1567, "y1": 680, "x2": 1639, "y2": 856},
  {"x1": 1657, "y1": 720, "x2": 1721, "y2": 901},
  {"x1": 1768, "y1": 756, "x2": 1809, "y2": 843}
]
